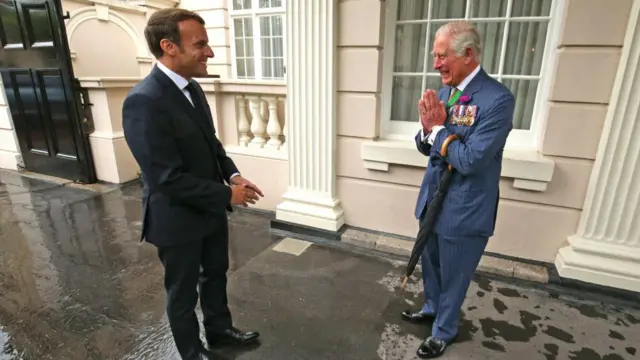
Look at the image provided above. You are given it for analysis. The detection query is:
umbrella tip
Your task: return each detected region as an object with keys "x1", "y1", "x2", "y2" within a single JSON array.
[{"x1": 401, "y1": 276, "x2": 408, "y2": 290}]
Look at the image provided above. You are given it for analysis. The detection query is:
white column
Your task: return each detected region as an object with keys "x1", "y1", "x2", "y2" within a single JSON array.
[
  {"x1": 275, "y1": 0, "x2": 345, "y2": 231},
  {"x1": 555, "y1": 1, "x2": 640, "y2": 292}
]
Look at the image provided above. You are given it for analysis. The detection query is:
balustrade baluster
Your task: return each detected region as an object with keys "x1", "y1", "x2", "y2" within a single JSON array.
[
  {"x1": 236, "y1": 95, "x2": 251, "y2": 146},
  {"x1": 264, "y1": 96, "x2": 283, "y2": 149},
  {"x1": 248, "y1": 96, "x2": 267, "y2": 147}
]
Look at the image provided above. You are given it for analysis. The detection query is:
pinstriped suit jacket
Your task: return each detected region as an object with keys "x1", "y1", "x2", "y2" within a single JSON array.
[{"x1": 414, "y1": 68, "x2": 515, "y2": 238}]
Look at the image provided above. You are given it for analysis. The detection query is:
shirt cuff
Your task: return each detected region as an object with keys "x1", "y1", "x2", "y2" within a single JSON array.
[
  {"x1": 420, "y1": 128, "x2": 428, "y2": 142},
  {"x1": 427, "y1": 126, "x2": 445, "y2": 145},
  {"x1": 229, "y1": 172, "x2": 241, "y2": 183}
]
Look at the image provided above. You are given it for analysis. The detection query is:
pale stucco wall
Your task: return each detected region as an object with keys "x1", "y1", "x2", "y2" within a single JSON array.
[
  {"x1": 334, "y1": 0, "x2": 633, "y2": 263},
  {"x1": 62, "y1": 0, "x2": 153, "y2": 78}
]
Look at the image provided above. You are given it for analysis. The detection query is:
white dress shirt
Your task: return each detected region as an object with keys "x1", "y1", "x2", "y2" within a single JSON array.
[
  {"x1": 420, "y1": 65, "x2": 482, "y2": 145},
  {"x1": 156, "y1": 62, "x2": 240, "y2": 182}
]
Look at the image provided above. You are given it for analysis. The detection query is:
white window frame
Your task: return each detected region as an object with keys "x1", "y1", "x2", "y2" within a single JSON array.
[
  {"x1": 379, "y1": 0, "x2": 564, "y2": 150},
  {"x1": 229, "y1": 0, "x2": 287, "y2": 81}
]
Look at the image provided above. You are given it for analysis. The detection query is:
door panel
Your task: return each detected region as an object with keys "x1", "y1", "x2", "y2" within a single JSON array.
[{"x1": 0, "y1": 0, "x2": 96, "y2": 183}]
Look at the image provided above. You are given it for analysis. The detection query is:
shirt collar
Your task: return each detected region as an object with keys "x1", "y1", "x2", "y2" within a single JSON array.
[
  {"x1": 455, "y1": 65, "x2": 481, "y2": 92},
  {"x1": 156, "y1": 62, "x2": 190, "y2": 91}
]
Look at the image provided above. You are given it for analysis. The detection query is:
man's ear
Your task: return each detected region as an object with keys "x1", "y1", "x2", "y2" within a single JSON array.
[
  {"x1": 160, "y1": 39, "x2": 177, "y2": 56},
  {"x1": 464, "y1": 47, "x2": 475, "y2": 64}
]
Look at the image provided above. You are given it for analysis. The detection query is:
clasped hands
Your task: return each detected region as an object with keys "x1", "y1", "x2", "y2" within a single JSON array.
[
  {"x1": 418, "y1": 89, "x2": 447, "y2": 133},
  {"x1": 230, "y1": 176, "x2": 264, "y2": 207}
]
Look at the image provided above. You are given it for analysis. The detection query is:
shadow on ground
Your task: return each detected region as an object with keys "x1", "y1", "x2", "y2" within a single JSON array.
[{"x1": 0, "y1": 171, "x2": 638, "y2": 360}]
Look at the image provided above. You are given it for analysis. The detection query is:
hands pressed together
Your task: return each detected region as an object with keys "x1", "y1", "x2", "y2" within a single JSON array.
[
  {"x1": 230, "y1": 176, "x2": 264, "y2": 207},
  {"x1": 418, "y1": 90, "x2": 447, "y2": 133}
]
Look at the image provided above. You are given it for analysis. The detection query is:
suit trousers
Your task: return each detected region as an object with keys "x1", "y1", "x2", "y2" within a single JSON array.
[
  {"x1": 419, "y1": 230, "x2": 488, "y2": 342},
  {"x1": 156, "y1": 217, "x2": 232, "y2": 359}
]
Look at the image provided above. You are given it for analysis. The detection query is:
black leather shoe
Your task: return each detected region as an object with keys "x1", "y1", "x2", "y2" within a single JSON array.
[
  {"x1": 416, "y1": 335, "x2": 456, "y2": 359},
  {"x1": 207, "y1": 327, "x2": 260, "y2": 347},
  {"x1": 401, "y1": 309, "x2": 435, "y2": 324}
]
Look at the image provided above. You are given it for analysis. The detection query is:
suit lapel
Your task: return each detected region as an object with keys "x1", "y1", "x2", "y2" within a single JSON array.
[
  {"x1": 151, "y1": 67, "x2": 215, "y2": 150},
  {"x1": 461, "y1": 68, "x2": 485, "y2": 98}
]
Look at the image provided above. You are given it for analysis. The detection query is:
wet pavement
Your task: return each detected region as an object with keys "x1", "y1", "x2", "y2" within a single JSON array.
[{"x1": 0, "y1": 170, "x2": 639, "y2": 360}]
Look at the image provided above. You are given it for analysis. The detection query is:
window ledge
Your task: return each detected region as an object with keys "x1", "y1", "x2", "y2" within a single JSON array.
[
  {"x1": 361, "y1": 139, "x2": 555, "y2": 192},
  {"x1": 197, "y1": 78, "x2": 286, "y2": 95},
  {"x1": 225, "y1": 145, "x2": 288, "y2": 161}
]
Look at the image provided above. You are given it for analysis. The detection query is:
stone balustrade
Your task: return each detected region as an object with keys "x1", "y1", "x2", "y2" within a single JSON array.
[
  {"x1": 196, "y1": 78, "x2": 287, "y2": 160},
  {"x1": 235, "y1": 95, "x2": 286, "y2": 150}
]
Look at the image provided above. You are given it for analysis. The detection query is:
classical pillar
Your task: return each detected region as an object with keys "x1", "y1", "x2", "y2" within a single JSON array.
[
  {"x1": 555, "y1": 1, "x2": 640, "y2": 292},
  {"x1": 275, "y1": 0, "x2": 345, "y2": 231}
]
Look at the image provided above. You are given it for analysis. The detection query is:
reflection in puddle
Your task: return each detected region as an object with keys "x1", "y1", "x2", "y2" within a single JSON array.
[{"x1": 0, "y1": 328, "x2": 20, "y2": 360}]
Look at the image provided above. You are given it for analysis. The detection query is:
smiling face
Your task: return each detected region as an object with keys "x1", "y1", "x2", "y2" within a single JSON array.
[
  {"x1": 432, "y1": 33, "x2": 478, "y2": 87},
  {"x1": 160, "y1": 18, "x2": 214, "y2": 79}
]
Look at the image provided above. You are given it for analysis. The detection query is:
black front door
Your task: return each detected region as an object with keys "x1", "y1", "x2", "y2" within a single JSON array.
[{"x1": 0, "y1": 0, "x2": 95, "y2": 183}]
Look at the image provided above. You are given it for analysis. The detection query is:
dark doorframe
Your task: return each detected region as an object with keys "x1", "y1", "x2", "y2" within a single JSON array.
[{"x1": 0, "y1": 0, "x2": 97, "y2": 183}]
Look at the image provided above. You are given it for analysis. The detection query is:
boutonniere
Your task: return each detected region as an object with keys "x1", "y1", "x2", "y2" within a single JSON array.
[{"x1": 459, "y1": 95, "x2": 471, "y2": 104}]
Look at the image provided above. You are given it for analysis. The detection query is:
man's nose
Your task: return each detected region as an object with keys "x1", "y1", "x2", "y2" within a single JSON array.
[{"x1": 206, "y1": 46, "x2": 214, "y2": 58}]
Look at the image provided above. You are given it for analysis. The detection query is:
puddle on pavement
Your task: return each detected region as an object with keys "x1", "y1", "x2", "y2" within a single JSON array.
[{"x1": 0, "y1": 328, "x2": 20, "y2": 360}]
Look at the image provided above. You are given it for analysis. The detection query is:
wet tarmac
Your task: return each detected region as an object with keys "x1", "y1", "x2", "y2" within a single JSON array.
[{"x1": 1, "y1": 170, "x2": 639, "y2": 360}]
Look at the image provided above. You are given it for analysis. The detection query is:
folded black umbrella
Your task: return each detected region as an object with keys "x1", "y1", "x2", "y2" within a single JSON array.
[{"x1": 401, "y1": 134, "x2": 459, "y2": 290}]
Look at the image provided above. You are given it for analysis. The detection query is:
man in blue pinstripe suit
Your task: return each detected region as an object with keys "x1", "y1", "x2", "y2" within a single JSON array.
[{"x1": 401, "y1": 21, "x2": 515, "y2": 358}]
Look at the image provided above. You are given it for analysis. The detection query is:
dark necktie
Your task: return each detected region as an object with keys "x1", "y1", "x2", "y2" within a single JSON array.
[
  {"x1": 184, "y1": 82, "x2": 225, "y2": 183},
  {"x1": 184, "y1": 82, "x2": 211, "y2": 130},
  {"x1": 185, "y1": 82, "x2": 204, "y2": 113}
]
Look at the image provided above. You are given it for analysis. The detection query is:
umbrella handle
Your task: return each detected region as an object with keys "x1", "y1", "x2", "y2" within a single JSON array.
[
  {"x1": 440, "y1": 134, "x2": 458, "y2": 171},
  {"x1": 440, "y1": 134, "x2": 458, "y2": 156}
]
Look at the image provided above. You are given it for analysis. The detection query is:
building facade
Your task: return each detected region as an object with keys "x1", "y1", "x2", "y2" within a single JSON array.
[{"x1": 0, "y1": 0, "x2": 638, "y2": 293}]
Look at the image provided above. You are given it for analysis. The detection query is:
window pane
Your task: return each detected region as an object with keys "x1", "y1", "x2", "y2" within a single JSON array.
[
  {"x1": 431, "y1": 0, "x2": 467, "y2": 19},
  {"x1": 511, "y1": 0, "x2": 552, "y2": 17},
  {"x1": 260, "y1": 0, "x2": 282, "y2": 8},
  {"x1": 272, "y1": 15, "x2": 283, "y2": 36},
  {"x1": 246, "y1": 58, "x2": 255, "y2": 78},
  {"x1": 233, "y1": 0, "x2": 252, "y2": 10},
  {"x1": 236, "y1": 59, "x2": 246, "y2": 78},
  {"x1": 390, "y1": 76, "x2": 422, "y2": 122},
  {"x1": 473, "y1": 21, "x2": 505, "y2": 74},
  {"x1": 273, "y1": 36, "x2": 284, "y2": 57},
  {"x1": 425, "y1": 75, "x2": 443, "y2": 91},
  {"x1": 502, "y1": 79, "x2": 539, "y2": 130},
  {"x1": 503, "y1": 21, "x2": 548, "y2": 75},
  {"x1": 245, "y1": 38, "x2": 254, "y2": 57},
  {"x1": 261, "y1": 37, "x2": 272, "y2": 57},
  {"x1": 235, "y1": 39, "x2": 245, "y2": 57},
  {"x1": 471, "y1": 0, "x2": 508, "y2": 18},
  {"x1": 397, "y1": 0, "x2": 430, "y2": 21},
  {"x1": 394, "y1": 24, "x2": 427, "y2": 73},
  {"x1": 260, "y1": 16, "x2": 271, "y2": 35},
  {"x1": 262, "y1": 58, "x2": 273, "y2": 78},
  {"x1": 274, "y1": 59, "x2": 285, "y2": 78},
  {"x1": 233, "y1": 18, "x2": 244, "y2": 37},
  {"x1": 243, "y1": 17, "x2": 253, "y2": 37}
]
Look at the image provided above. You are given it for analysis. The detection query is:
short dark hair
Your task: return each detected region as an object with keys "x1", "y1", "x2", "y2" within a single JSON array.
[{"x1": 144, "y1": 8, "x2": 205, "y2": 58}]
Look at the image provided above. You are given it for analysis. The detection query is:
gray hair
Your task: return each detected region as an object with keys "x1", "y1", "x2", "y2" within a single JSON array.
[{"x1": 435, "y1": 21, "x2": 482, "y2": 61}]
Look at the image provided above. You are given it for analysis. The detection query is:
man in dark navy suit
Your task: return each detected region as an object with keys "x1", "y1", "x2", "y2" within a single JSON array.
[
  {"x1": 122, "y1": 9, "x2": 263, "y2": 360},
  {"x1": 401, "y1": 21, "x2": 515, "y2": 358}
]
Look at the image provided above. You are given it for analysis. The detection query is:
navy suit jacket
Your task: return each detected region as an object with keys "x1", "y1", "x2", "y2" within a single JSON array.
[
  {"x1": 122, "y1": 66, "x2": 238, "y2": 247},
  {"x1": 414, "y1": 68, "x2": 515, "y2": 238}
]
